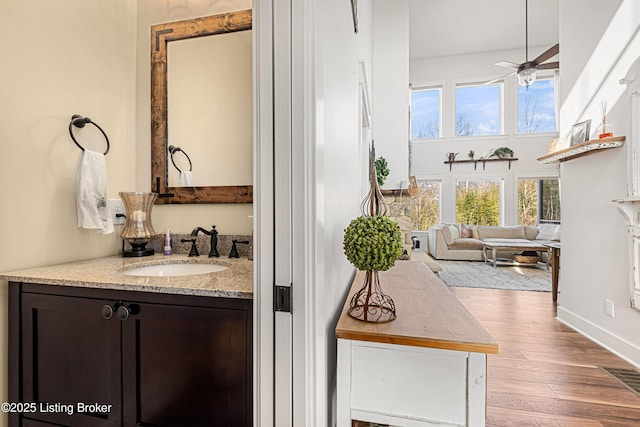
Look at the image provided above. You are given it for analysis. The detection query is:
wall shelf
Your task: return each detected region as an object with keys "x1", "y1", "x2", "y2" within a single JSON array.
[
  {"x1": 537, "y1": 136, "x2": 626, "y2": 164},
  {"x1": 444, "y1": 157, "x2": 518, "y2": 171}
]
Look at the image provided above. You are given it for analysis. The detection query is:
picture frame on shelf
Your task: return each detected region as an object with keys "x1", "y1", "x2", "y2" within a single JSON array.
[
  {"x1": 547, "y1": 137, "x2": 564, "y2": 153},
  {"x1": 571, "y1": 120, "x2": 591, "y2": 146}
]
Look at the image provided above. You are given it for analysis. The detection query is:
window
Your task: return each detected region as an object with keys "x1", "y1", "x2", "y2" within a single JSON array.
[
  {"x1": 518, "y1": 178, "x2": 561, "y2": 225},
  {"x1": 518, "y1": 78, "x2": 557, "y2": 133},
  {"x1": 456, "y1": 179, "x2": 501, "y2": 225},
  {"x1": 455, "y1": 83, "x2": 501, "y2": 136},
  {"x1": 411, "y1": 87, "x2": 441, "y2": 139},
  {"x1": 411, "y1": 180, "x2": 441, "y2": 230}
]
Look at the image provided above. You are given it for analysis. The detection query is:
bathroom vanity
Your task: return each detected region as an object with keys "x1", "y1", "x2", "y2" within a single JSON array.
[{"x1": 2, "y1": 255, "x2": 252, "y2": 427}]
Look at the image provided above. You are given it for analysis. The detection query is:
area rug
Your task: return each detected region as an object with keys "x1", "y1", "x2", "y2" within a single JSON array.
[{"x1": 437, "y1": 260, "x2": 551, "y2": 292}]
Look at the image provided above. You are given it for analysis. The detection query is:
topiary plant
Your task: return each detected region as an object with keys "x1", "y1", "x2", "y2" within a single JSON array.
[{"x1": 343, "y1": 215, "x2": 403, "y2": 272}]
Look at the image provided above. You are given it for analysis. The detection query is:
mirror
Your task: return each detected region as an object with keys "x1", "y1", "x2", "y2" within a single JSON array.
[{"x1": 151, "y1": 10, "x2": 253, "y2": 204}]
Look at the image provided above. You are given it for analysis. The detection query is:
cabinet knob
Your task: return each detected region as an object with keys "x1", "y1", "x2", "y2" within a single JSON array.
[
  {"x1": 101, "y1": 304, "x2": 114, "y2": 320},
  {"x1": 116, "y1": 305, "x2": 130, "y2": 321}
]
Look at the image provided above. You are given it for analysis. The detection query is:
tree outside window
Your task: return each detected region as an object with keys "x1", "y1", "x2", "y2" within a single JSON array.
[
  {"x1": 411, "y1": 180, "x2": 441, "y2": 230},
  {"x1": 456, "y1": 179, "x2": 501, "y2": 225},
  {"x1": 518, "y1": 178, "x2": 561, "y2": 225},
  {"x1": 518, "y1": 78, "x2": 557, "y2": 133},
  {"x1": 411, "y1": 87, "x2": 441, "y2": 139},
  {"x1": 455, "y1": 84, "x2": 501, "y2": 136}
]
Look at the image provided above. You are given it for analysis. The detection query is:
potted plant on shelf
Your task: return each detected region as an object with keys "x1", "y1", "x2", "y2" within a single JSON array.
[
  {"x1": 491, "y1": 147, "x2": 514, "y2": 158},
  {"x1": 343, "y1": 144, "x2": 402, "y2": 323},
  {"x1": 374, "y1": 156, "x2": 389, "y2": 187}
]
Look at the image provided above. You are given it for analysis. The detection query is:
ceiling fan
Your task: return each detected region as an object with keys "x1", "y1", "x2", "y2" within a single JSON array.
[{"x1": 489, "y1": 0, "x2": 559, "y2": 87}]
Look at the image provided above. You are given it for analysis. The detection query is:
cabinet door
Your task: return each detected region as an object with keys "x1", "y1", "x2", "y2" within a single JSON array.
[
  {"x1": 122, "y1": 300, "x2": 251, "y2": 427},
  {"x1": 21, "y1": 292, "x2": 122, "y2": 427}
]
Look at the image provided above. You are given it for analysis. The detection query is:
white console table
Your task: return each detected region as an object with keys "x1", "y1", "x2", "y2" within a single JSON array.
[{"x1": 336, "y1": 261, "x2": 498, "y2": 427}]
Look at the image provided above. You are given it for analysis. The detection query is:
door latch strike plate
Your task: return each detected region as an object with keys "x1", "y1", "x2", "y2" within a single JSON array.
[{"x1": 274, "y1": 285, "x2": 292, "y2": 313}]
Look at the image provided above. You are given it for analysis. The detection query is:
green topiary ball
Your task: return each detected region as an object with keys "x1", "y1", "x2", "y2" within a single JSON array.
[{"x1": 343, "y1": 216, "x2": 403, "y2": 271}]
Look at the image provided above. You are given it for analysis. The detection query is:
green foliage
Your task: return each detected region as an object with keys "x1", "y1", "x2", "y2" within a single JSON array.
[
  {"x1": 491, "y1": 147, "x2": 514, "y2": 158},
  {"x1": 343, "y1": 216, "x2": 403, "y2": 271},
  {"x1": 456, "y1": 181, "x2": 500, "y2": 226},
  {"x1": 375, "y1": 157, "x2": 389, "y2": 187},
  {"x1": 411, "y1": 182, "x2": 441, "y2": 230},
  {"x1": 518, "y1": 180, "x2": 538, "y2": 226}
]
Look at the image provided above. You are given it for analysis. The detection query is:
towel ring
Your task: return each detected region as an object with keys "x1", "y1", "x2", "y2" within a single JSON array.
[
  {"x1": 69, "y1": 114, "x2": 110, "y2": 155},
  {"x1": 168, "y1": 145, "x2": 193, "y2": 172}
]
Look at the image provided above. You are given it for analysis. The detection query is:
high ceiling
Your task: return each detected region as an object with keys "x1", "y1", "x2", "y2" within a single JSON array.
[{"x1": 409, "y1": 0, "x2": 559, "y2": 60}]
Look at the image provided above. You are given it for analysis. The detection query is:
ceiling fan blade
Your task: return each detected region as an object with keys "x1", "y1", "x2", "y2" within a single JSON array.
[
  {"x1": 537, "y1": 61, "x2": 559, "y2": 70},
  {"x1": 494, "y1": 61, "x2": 521, "y2": 69},
  {"x1": 533, "y1": 44, "x2": 559, "y2": 65},
  {"x1": 484, "y1": 71, "x2": 516, "y2": 85}
]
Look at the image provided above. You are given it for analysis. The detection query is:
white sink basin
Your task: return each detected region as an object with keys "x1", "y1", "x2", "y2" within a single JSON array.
[{"x1": 123, "y1": 263, "x2": 228, "y2": 277}]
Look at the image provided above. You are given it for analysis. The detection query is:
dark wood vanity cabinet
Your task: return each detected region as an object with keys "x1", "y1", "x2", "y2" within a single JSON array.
[{"x1": 9, "y1": 282, "x2": 252, "y2": 427}]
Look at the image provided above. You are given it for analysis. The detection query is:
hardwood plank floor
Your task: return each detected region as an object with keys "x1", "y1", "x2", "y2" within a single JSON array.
[{"x1": 450, "y1": 287, "x2": 640, "y2": 426}]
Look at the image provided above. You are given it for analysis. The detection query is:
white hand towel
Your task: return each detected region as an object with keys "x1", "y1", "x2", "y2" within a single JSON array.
[
  {"x1": 76, "y1": 149, "x2": 114, "y2": 234},
  {"x1": 178, "y1": 170, "x2": 194, "y2": 187}
]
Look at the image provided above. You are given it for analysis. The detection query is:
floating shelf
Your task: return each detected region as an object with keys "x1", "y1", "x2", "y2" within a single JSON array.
[
  {"x1": 537, "y1": 136, "x2": 626, "y2": 164},
  {"x1": 444, "y1": 157, "x2": 518, "y2": 171}
]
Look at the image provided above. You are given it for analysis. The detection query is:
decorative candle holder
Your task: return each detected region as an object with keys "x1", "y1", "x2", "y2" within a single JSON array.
[{"x1": 119, "y1": 192, "x2": 158, "y2": 257}]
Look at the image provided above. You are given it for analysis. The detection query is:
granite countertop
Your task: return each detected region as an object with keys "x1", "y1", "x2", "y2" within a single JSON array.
[{"x1": 0, "y1": 254, "x2": 253, "y2": 299}]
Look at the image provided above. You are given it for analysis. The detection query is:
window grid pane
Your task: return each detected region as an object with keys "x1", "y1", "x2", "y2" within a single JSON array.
[
  {"x1": 456, "y1": 179, "x2": 501, "y2": 226},
  {"x1": 518, "y1": 178, "x2": 561, "y2": 225},
  {"x1": 455, "y1": 84, "x2": 501, "y2": 136},
  {"x1": 411, "y1": 180, "x2": 441, "y2": 230},
  {"x1": 411, "y1": 88, "x2": 441, "y2": 139},
  {"x1": 518, "y1": 78, "x2": 557, "y2": 133}
]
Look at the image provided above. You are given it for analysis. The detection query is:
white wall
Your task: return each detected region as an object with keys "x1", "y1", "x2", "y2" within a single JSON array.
[
  {"x1": 372, "y1": 0, "x2": 409, "y2": 190},
  {"x1": 410, "y1": 48, "x2": 559, "y2": 225},
  {"x1": 136, "y1": 0, "x2": 253, "y2": 235},
  {"x1": 557, "y1": 0, "x2": 640, "y2": 366},
  {"x1": 310, "y1": 0, "x2": 373, "y2": 425},
  {"x1": 0, "y1": 2, "x2": 137, "y2": 425}
]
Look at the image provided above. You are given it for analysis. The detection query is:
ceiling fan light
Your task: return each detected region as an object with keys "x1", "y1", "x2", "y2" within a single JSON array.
[{"x1": 518, "y1": 68, "x2": 537, "y2": 87}]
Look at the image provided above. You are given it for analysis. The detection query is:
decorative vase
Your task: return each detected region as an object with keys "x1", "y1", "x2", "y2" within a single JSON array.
[
  {"x1": 598, "y1": 101, "x2": 614, "y2": 139},
  {"x1": 343, "y1": 142, "x2": 401, "y2": 323},
  {"x1": 120, "y1": 192, "x2": 158, "y2": 257}
]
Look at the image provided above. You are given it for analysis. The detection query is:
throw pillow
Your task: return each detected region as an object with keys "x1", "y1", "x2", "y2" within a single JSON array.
[
  {"x1": 440, "y1": 226, "x2": 454, "y2": 245},
  {"x1": 524, "y1": 225, "x2": 540, "y2": 240},
  {"x1": 537, "y1": 223, "x2": 556, "y2": 240},
  {"x1": 551, "y1": 225, "x2": 561, "y2": 241},
  {"x1": 460, "y1": 224, "x2": 475, "y2": 238},
  {"x1": 447, "y1": 224, "x2": 460, "y2": 240}
]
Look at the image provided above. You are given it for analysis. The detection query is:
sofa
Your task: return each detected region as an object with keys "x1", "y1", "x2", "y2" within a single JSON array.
[{"x1": 427, "y1": 223, "x2": 560, "y2": 261}]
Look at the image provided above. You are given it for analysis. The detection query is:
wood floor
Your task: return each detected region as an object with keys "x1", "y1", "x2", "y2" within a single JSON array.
[{"x1": 450, "y1": 287, "x2": 640, "y2": 427}]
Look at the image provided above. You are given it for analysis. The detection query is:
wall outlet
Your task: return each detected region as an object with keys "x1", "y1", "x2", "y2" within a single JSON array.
[
  {"x1": 604, "y1": 299, "x2": 615, "y2": 317},
  {"x1": 109, "y1": 199, "x2": 126, "y2": 225}
]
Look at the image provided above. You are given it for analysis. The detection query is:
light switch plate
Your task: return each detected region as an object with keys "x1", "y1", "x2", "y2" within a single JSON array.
[{"x1": 109, "y1": 199, "x2": 126, "y2": 225}]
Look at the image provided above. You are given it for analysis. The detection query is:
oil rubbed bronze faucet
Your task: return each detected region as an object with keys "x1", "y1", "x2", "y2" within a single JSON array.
[{"x1": 190, "y1": 225, "x2": 219, "y2": 257}]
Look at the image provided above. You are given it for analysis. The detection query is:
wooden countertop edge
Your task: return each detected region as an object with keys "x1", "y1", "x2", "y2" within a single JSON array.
[
  {"x1": 335, "y1": 328, "x2": 499, "y2": 354},
  {"x1": 335, "y1": 262, "x2": 498, "y2": 355}
]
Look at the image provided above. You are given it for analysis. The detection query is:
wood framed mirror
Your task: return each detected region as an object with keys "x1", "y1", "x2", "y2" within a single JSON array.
[{"x1": 151, "y1": 10, "x2": 253, "y2": 204}]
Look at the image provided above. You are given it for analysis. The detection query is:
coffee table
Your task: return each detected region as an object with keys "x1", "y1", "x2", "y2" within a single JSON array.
[{"x1": 482, "y1": 240, "x2": 550, "y2": 269}]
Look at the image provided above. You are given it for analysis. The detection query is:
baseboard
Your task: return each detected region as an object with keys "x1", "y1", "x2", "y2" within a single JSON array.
[{"x1": 556, "y1": 306, "x2": 640, "y2": 368}]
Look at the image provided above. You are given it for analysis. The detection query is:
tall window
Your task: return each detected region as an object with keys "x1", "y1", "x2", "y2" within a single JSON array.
[
  {"x1": 455, "y1": 83, "x2": 501, "y2": 136},
  {"x1": 456, "y1": 179, "x2": 502, "y2": 225},
  {"x1": 518, "y1": 78, "x2": 557, "y2": 133},
  {"x1": 411, "y1": 87, "x2": 441, "y2": 139},
  {"x1": 518, "y1": 178, "x2": 561, "y2": 225},
  {"x1": 411, "y1": 180, "x2": 441, "y2": 230}
]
